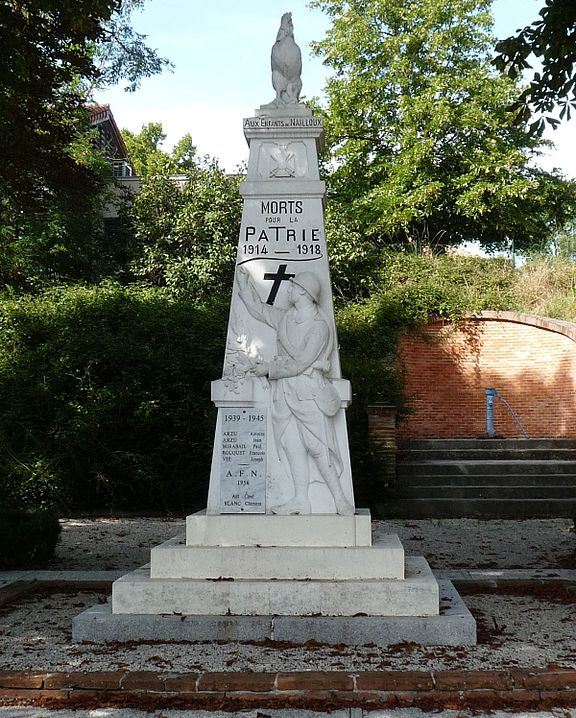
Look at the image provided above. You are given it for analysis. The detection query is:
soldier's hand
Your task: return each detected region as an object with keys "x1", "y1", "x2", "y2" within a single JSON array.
[
  {"x1": 237, "y1": 266, "x2": 249, "y2": 290},
  {"x1": 253, "y1": 362, "x2": 270, "y2": 377}
]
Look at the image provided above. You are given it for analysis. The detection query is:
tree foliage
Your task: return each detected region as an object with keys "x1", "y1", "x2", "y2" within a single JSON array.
[
  {"x1": 494, "y1": 0, "x2": 576, "y2": 132},
  {"x1": 119, "y1": 124, "x2": 242, "y2": 299},
  {"x1": 0, "y1": 283, "x2": 228, "y2": 511},
  {"x1": 127, "y1": 164, "x2": 242, "y2": 299},
  {"x1": 0, "y1": 0, "x2": 119, "y2": 212},
  {"x1": 0, "y1": 0, "x2": 170, "y2": 217},
  {"x1": 122, "y1": 122, "x2": 196, "y2": 176},
  {"x1": 0, "y1": 1, "x2": 172, "y2": 290},
  {"x1": 91, "y1": 0, "x2": 173, "y2": 93},
  {"x1": 311, "y1": 0, "x2": 576, "y2": 253}
]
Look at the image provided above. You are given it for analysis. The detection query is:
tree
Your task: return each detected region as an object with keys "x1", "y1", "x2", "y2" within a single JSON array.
[
  {"x1": 0, "y1": 0, "x2": 171, "y2": 289},
  {"x1": 127, "y1": 162, "x2": 242, "y2": 299},
  {"x1": 310, "y1": 0, "x2": 575, "y2": 254},
  {"x1": 494, "y1": 0, "x2": 576, "y2": 132},
  {"x1": 90, "y1": 0, "x2": 173, "y2": 94},
  {"x1": 122, "y1": 123, "x2": 196, "y2": 176},
  {"x1": 120, "y1": 124, "x2": 242, "y2": 299},
  {"x1": 171, "y1": 134, "x2": 199, "y2": 173},
  {"x1": 0, "y1": 0, "x2": 170, "y2": 215},
  {"x1": 0, "y1": 0, "x2": 117, "y2": 212}
]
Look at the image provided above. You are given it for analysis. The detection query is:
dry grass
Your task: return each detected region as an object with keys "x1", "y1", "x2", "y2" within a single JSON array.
[{"x1": 515, "y1": 256, "x2": 576, "y2": 320}]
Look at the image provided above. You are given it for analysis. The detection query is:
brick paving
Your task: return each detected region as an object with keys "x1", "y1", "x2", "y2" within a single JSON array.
[{"x1": 2, "y1": 669, "x2": 576, "y2": 711}]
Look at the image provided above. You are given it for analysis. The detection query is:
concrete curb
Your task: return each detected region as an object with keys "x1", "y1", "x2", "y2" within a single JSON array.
[
  {"x1": 2, "y1": 568, "x2": 576, "y2": 588},
  {"x1": 1, "y1": 669, "x2": 576, "y2": 710},
  {"x1": 2, "y1": 572, "x2": 576, "y2": 597}
]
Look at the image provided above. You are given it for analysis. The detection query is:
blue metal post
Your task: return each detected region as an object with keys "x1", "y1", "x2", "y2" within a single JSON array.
[{"x1": 485, "y1": 388, "x2": 497, "y2": 438}]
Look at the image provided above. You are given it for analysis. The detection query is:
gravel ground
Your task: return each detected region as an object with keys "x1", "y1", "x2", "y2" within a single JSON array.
[
  {"x1": 47, "y1": 518, "x2": 187, "y2": 572},
  {"x1": 0, "y1": 517, "x2": 575, "y2": 674},
  {"x1": 0, "y1": 586, "x2": 575, "y2": 672},
  {"x1": 46, "y1": 517, "x2": 576, "y2": 571}
]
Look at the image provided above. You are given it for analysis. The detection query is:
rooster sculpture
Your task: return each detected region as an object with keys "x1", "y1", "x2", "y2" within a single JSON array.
[{"x1": 268, "y1": 12, "x2": 302, "y2": 107}]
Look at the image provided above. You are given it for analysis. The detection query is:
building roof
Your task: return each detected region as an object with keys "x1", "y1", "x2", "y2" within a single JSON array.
[{"x1": 88, "y1": 103, "x2": 130, "y2": 161}]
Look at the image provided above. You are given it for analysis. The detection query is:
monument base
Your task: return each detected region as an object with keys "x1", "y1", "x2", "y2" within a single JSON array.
[
  {"x1": 73, "y1": 581, "x2": 475, "y2": 646},
  {"x1": 72, "y1": 510, "x2": 476, "y2": 646}
]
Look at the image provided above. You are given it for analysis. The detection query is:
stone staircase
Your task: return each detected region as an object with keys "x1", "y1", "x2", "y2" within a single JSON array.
[{"x1": 380, "y1": 438, "x2": 576, "y2": 518}]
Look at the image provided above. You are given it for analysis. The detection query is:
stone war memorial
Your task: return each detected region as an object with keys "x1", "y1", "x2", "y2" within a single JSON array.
[{"x1": 73, "y1": 13, "x2": 475, "y2": 646}]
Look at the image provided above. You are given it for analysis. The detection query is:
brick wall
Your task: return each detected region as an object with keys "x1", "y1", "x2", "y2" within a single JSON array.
[{"x1": 397, "y1": 312, "x2": 576, "y2": 439}]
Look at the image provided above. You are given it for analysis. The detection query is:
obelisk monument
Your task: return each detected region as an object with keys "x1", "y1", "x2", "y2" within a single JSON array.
[{"x1": 207, "y1": 11, "x2": 355, "y2": 517}]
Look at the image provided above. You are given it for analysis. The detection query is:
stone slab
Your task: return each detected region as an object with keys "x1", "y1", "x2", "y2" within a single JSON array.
[
  {"x1": 73, "y1": 603, "x2": 270, "y2": 643},
  {"x1": 273, "y1": 581, "x2": 476, "y2": 646},
  {"x1": 186, "y1": 509, "x2": 372, "y2": 547},
  {"x1": 254, "y1": 105, "x2": 314, "y2": 118},
  {"x1": 218, "y1": 408, "x2": 266, "y2": 514},
  {"x1": 150, "y1": 534, "x2": 404, "y2": 580},
  {"x1": 112, "y1": 557, "x2": 437, "y2": 617},
  {"x1": 240, "y1": 180, "x2": 326, "y2": 197},
  {"x1": 73, "y1": 580, "x2": 474, "y2": 645}
]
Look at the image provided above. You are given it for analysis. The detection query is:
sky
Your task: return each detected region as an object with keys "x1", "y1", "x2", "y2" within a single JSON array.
[{"x1": 97, "y1": 0, "x2": 576, "y2": 177}]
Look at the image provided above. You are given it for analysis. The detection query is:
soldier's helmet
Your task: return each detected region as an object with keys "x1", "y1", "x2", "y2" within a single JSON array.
[{"x1": 291, "y1": 272, "x2": 321, "y2": 302}]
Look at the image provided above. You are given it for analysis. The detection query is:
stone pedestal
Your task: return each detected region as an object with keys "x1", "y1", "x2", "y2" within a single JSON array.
[{"x1": 73, "y1": 508, "x2": 475, "y2": 644}]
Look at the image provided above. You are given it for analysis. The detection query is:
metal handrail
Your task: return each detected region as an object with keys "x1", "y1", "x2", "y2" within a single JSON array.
[{"x1": 485, "y1": 387, "x2": 529, "y2": 439}]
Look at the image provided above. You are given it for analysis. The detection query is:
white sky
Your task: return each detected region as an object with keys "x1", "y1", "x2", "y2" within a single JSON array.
[{"x1": 97, "y1": 0, "x2": 576, "y2": 177}]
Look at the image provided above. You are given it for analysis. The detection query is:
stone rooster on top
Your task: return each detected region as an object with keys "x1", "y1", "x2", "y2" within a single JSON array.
[{"x1": 267, "y1": 12, "x2": 303, "y2": 107}]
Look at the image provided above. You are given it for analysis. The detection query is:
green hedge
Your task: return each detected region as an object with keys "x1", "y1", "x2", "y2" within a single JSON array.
[
  {"x1": 0, "y1": 508, "x2": 61, "y2": 568},
  {"x1": 0, "y1": 283, "x2": 228, "y2": 512},
  {"x1": 0, "y1": 281, "x2": 410, "y2": 512}
]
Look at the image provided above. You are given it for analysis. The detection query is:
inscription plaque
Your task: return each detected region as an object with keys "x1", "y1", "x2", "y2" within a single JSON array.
[{"x1": 220, "y1": 408, "x2": 266, "y2": 513}]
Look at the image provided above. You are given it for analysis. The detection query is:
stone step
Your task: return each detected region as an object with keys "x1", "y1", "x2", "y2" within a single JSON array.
[
  {"x1": 73, "y1": 580, "x2": 476, "y2": 646},
  {"x1": 112, "y1": 556, "x2": 439, "y2": 617},
  {"x1": 397, "y1": 448, "x2": 576, "y2": 461},
  {"x1": 150, "y1": 534, "x2": 404, "y2": 580},
  {"x1": 186, "y1": 509, "x2": 372, "y2": 547},
  {"x1": 398, "y1": 438, "x2": 576, "y2": 450},
  {"x1": 394, "y1": 485, "x2": 576, "y2": 500},
  {"x1": 397, "y1": 473, "x2": 576, "y2": 487},
  {"x1": 378, "y1": 497, "x2": 576, "y2": 519},
  {"x1": 397, "y1": 460, "x2": 576, "y2": 476}
]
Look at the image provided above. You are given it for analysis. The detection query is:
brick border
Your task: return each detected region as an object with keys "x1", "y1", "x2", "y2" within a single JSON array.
[
  {"x1": 471, "y1": 311, "x2": 576, "y2": 344},
  {"x1": 1, "y1": 669, "x2": 576, "y2": 710},
  {"x1": 423, "y1": 311, "x2": 576, "y2": 345}
]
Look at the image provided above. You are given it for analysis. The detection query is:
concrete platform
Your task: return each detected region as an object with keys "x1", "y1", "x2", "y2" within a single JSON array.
[
  {"x1": 73, "y1": 579, "x2": 474, "y2": 645},
  {"x1": 111, "y1": 556, "x2": 437, "y2": 617},
  {"x1": 150, "y1": 534, "x2": 404, "y2": 580}
]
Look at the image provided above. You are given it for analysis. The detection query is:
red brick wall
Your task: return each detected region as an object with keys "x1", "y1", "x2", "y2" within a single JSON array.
[{"x1": 397, "y1": 312, "x2": 576, "y2": 439}]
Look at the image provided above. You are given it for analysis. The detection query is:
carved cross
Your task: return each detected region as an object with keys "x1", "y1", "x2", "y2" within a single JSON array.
[{"x1": 263, "y1": 264, "x2": 295, "y2": 305}]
